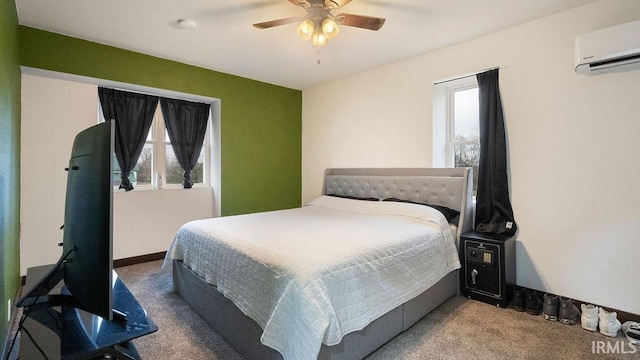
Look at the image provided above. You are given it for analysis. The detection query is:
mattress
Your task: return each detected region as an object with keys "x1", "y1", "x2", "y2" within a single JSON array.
[{"x1": 164, "y1": 195, "x2": 461, "y2": 360}]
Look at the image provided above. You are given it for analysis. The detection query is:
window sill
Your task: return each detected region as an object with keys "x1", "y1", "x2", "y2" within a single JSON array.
[{"x1": 113, "y1": 185, "x2": 212, "y2": 192}]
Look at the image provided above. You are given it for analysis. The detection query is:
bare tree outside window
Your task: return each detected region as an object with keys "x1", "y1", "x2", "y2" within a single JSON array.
[
  {"x1": 451, "y1": 87, "x2": 480, "y2": 194},
  {"x1": 136, "y1": 145, "x2": 153, "y2": 185},
  {"x1": 165, "y1": 146, "x2": 204, "y2": 184}
]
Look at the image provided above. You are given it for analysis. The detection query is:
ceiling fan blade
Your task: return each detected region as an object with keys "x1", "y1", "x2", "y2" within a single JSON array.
[
  {"x1": 325, "y1": 0, "x2": 352, "y2": 9},
  {"x1": 335, "y1": 13, "x2": 385, "y2": 31},
  {"x1": 253, "y1": 16, "x2": 302, "y2": 29}
]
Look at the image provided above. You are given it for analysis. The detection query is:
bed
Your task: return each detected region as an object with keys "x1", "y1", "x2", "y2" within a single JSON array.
[{"x1": 165, "y1": 167, "x2": 474, "y2": 360}]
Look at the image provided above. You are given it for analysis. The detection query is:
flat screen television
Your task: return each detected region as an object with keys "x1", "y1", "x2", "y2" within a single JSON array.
[{"x1": 17, "y1": 120, "x2": 120, "y2": 321}]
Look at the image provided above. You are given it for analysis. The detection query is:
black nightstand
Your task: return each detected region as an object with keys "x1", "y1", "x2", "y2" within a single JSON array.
[{"x1": 460, "y1": 231, "x2": 516, "y2": 308}]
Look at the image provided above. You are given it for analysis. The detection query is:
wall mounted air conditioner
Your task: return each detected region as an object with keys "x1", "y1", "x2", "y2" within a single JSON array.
[{"x1": 575, "y1": 19, "x2": 640, "y2": 75}]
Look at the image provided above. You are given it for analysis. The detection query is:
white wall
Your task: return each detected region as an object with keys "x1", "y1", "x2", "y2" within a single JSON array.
[
  {"x1": 302, "y1": 0, "x2": 640, "y2": 315},
  {"x1": 113, "y1": 188, "x2": 212, "y2": 259},
  {"x1": 20, "y1": 74, "x2": 215, "y2": 274},
  {"x1": 21, "y1": 74, "x2": 97, "y2": 274}
]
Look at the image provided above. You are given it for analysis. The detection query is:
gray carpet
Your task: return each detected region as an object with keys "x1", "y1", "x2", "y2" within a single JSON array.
[{"x1": 7, "y1": 260, "x2": 638, "y2": 359}]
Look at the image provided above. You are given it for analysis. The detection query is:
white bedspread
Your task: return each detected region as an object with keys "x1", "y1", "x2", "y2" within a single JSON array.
[{"x1": 165, "y1": 195, "x2": 461, "y2": 360}]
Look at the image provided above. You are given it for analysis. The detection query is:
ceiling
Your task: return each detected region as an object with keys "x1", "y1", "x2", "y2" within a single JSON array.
[{"x1": 15, "y1": 0, "x2": 598, "y2": 90}]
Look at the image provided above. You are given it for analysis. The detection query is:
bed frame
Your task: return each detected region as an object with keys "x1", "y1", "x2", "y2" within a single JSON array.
[{"x1": 173, "y1": 167, "x2": 474, "y2": 360}]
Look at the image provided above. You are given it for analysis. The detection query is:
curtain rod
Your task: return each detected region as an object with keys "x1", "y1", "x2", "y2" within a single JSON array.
[{"x1": 433, "y1": 66, "x2": 502, "y2": 85}]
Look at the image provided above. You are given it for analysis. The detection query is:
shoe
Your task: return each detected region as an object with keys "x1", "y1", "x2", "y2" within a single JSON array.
[
  {"x1": 542, "y1": 293, "x2": 559, "y2": 321},
  {"x1": 581, "y1": 304, "x2": 598, "y2": 331},
  {"x1": 558, "y1": 297, "x2": 580, "y2": 325},
  {"x1": 512, "y1": 286, "x2": 525, "y2": 312},
  {"x1": 622, "y1": 321, "x2": 640, "y2": 345},
  {"x1": 599, "y1": 308, "x2": 621, "y2": 337},
  {"x1": 525, "y1": 289, "x2": 542, "y2": 315}
]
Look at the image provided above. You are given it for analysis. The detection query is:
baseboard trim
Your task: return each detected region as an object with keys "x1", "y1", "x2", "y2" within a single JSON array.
[
  {"x1": 17, "y1": 252, "x2": 167, "y2": 286},
  {"x1": 520, "y1": 286, "x2": 640, "y2": 324},
  {"x1": 572, "y1": 298, "x2": 639, "y2": 325},
  {"x1": 114, "y1": 251, "x2": 167, "y2": 268}
]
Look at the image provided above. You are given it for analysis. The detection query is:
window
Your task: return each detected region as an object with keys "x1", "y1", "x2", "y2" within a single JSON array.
[
  {"x1": 103, "y1": 103, "x2": 210, "y2": 190},
  {"x1": 448, "y1": 84, "x2": 479, "y2": 192},
  {"x1": 140, "y1": 104, "x2": 209, "y2": 189},
  {"x1": 433, "y1": 77, "x2": 480, "y2": 194}
]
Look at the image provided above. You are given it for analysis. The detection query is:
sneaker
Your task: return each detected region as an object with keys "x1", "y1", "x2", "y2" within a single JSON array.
[
  {"x1": 558, "y1": 297, "x2": 580, "y2": 325},
  {"x1": 581, "y1": 304, "x2": 599, "y2": 331},
  {"x1": 512, "y1": 286, "x2": 525, "y2": 312},
  {"x1": 525, "y1": 289, "x2": 542, "y2": 315},
  {"x1": 543, "y1": 293, "x2": 559, "y2": 321},
  {"x1": 599, "y1": 308, "x2": 622, "y2": 337},
  {"x1": 622, "y1": 321, "x2": 640, "y2": 345}
]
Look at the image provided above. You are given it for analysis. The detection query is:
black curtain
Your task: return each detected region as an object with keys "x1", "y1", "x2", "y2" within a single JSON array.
[
  {"x1": 159, "y1": 98, "x2": 210, "y2": 188},
  {"x1": 98, "y1": 87, "x2": 159, "y2": 191},
  {"x1": 474, "y1": 69, "x2": 517, "y2": 235}
]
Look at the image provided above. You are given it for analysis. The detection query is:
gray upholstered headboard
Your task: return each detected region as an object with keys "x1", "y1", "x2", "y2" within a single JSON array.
[{"x1": 321, "y1": 168, "x2": 474, "y2": 246}]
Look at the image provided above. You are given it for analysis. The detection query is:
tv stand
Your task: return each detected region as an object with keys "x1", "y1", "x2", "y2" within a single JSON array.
[
  {"x1": 19, "y1": 265, "x2": 157, "y2": 360},
  {"x1": 113, "y1": 308, "x2": 128, "y2": 322}
]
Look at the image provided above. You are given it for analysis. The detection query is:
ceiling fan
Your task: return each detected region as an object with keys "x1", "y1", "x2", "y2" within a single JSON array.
[{"x1": 253, "y1": 0, "x2": 386, "y2": 47}]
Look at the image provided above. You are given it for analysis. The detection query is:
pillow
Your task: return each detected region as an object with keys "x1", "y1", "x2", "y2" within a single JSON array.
[
  {"x1": 382, "y1": 198, "x2": 460, "y2": 222},
  {"x1": 326, "y1": 194, "x2": 380, "y2": 202}
]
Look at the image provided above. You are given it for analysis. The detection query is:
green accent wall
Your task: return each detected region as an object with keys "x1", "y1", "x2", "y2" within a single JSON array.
[
  {"x1": 0, "y1": 0, "x2": 21, "y2": 351},
  {"x1": 18, "y1": 26, "x2": 302, "y2": 216}
]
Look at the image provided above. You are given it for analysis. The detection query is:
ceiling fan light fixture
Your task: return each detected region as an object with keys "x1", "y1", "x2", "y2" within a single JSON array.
[
  {"x1": 254, "y1": 0, "x2": 385, "y2": 52},
  {"x1": 312, "y1": 25, "x2": 328, "y2": 46},
  {"x1": 297, "y1": 18, "x2": 315, "y2": 40},
  {"x1": 321, "y1": 18, "x2": 339, "y2": 39}
]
